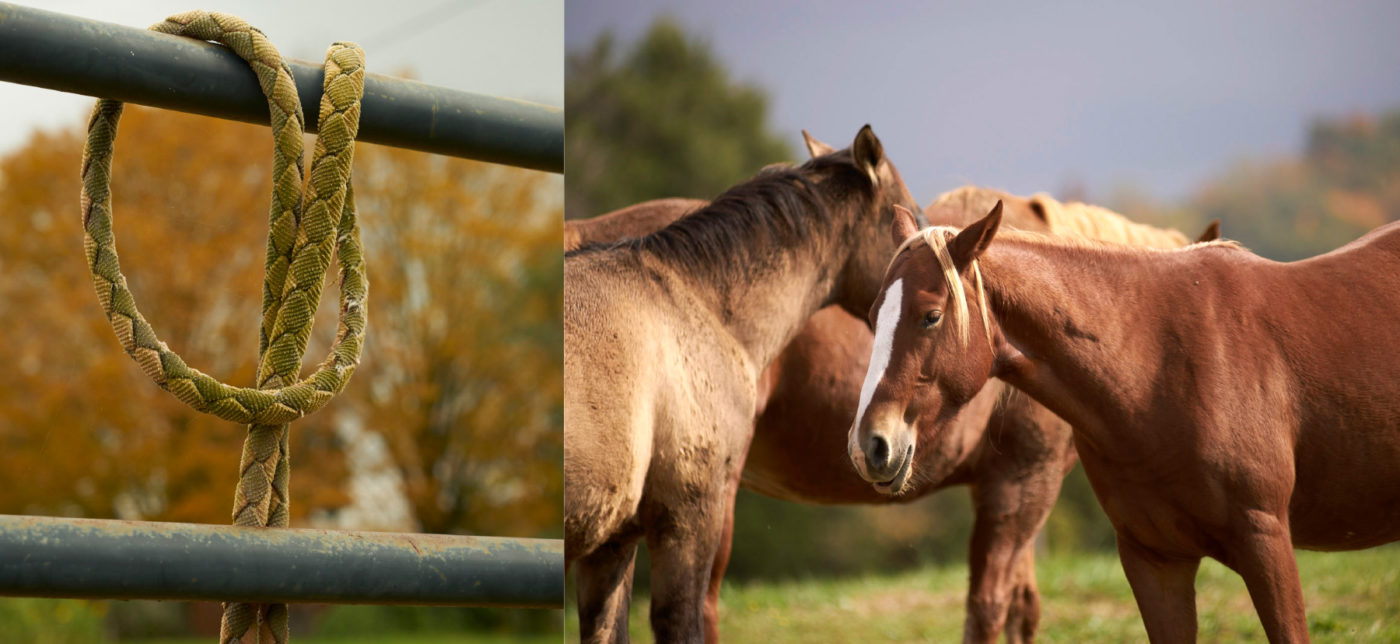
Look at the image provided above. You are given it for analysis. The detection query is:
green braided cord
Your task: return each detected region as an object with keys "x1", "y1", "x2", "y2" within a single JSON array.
[
  {"x1": 78, "y1": 10, "x2": 367, "y2": 644},
  {"x1": 81, "y1": 14, "x2": 366, "y2": 429}
]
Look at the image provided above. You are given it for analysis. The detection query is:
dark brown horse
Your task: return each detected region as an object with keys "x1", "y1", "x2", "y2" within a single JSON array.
[
  {"x1": 564, "y1": 198, "x2": 708, "y2": 251},
  {"x1": 565, "y1": 126, "x2": 918, "y2": 643},
  {"x1": 569, "y1": 180, "x2": 1215, "y2": 642},
  {"x1": 855, "y1": 203, "x2": 1400, "y2": 642}
]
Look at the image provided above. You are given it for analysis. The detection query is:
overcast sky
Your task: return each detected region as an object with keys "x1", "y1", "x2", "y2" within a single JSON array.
[
  {"x1": 567, "y1": 0, "x2": 1400, "y2": 203},
  {"x1": 0, "y1": 0, "x2": 562, "y2": 155}
]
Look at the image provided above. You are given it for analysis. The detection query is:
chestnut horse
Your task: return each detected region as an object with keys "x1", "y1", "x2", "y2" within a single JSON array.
[
  {"x1": 565, "y1": 126, "x2": 918, "y2": 643},
  {"x1": 568, "y1": 179, "x2": 1216, "y2": 642},
  {"x1": 564, "y1": 198, "x2": 708, "y2": 251},
  {"x1": 854, "y1": 203, "x2": 1400, "y2": 642}
]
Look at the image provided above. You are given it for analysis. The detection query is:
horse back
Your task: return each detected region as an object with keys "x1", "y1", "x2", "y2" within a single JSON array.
[{"x1": 564, "y1": 198, "x2": 707, "y2": 252}]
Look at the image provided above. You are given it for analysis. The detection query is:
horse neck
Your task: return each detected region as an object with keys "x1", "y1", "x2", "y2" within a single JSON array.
[
  {"x1": 980, "y1": 238, "x2": 1175, "y2": 435},
  {"x1": 655, "y1": 206, "x2": 861, "y2": 371}
]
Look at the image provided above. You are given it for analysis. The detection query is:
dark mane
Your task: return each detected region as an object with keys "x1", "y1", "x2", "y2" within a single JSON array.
[{"x1": 567, "y1": 153, "x2": 870, "y2": 285}]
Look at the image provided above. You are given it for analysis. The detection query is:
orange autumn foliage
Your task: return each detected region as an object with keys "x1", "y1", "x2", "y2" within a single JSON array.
[{"x1": 0, "y1": 106, "x2": 561, "y2": 538}]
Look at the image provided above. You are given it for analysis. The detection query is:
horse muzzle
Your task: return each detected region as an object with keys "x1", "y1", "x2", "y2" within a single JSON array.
[{"x1": 849, "y1": 409, "x2": 916, "y2": 495}]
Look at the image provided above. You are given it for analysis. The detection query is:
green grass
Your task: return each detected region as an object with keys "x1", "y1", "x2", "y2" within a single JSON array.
[
  {"x1": 129, "y1": 637, "x2": 557, "y2": 644},
  {"x1": 566, "y1": 546, "x2": 1400, "y2": 642}
]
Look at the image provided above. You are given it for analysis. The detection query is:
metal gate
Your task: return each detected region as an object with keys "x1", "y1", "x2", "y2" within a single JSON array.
[{"x1": 0, "y1": 1, "x2": 563, "y2": 611}]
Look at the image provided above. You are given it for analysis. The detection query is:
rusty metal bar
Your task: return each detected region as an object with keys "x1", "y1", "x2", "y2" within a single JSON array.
[
  {"x1": 0, "y1": 2, "x2": 562, "y2": 172},
  {"x1": 0, "y1": 515, "x2": 562, "y2": 608}
]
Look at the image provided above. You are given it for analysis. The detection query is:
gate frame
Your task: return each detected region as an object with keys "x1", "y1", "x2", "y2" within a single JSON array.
[{"x1": 0, "y1": 1, "x2": 564, "y2": 610}]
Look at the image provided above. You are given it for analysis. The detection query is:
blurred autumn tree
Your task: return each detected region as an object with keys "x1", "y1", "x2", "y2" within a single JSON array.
[
  {"x1": 353, "y1": 143, "x2": 562, "y2": 537},
  {"x1": 1111, "y1": 108, "x2": 1400, "y2": 262},
  {"x1": 0, "y1": 105, "x2": 561, "y2": 539},
  {"x1": 564, "y1": 17, "x2": 791, "y2": 219}
]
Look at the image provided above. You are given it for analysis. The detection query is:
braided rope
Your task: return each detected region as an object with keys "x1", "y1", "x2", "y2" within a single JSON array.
[{"x1": 79, "y1": 11, "x2": 367, "y2": 643}]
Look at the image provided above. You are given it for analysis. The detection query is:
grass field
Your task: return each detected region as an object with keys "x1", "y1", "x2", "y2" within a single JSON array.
[
  {"x1": 129, "y1": 636, "x2": 558, "y2": 644},
  {"x1": 566, "y1": 545, "x2": 1400, "y2": 642},
  {"x1": 128, "y1": 636, "x2": 558, "y2": 644}
]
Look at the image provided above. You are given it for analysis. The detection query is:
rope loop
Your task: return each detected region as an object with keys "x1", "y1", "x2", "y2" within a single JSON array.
[
  {"x1": 79, "y1": 11, "x2": 367, "y2": 643},
  {"x1": 80, "y1": 11, "x2": 366, "y2": 427}
]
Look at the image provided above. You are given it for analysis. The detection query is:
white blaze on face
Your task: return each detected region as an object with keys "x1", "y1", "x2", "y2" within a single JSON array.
[{"x1": 850, "y1": 278, "x2": 904, "y2": 456}]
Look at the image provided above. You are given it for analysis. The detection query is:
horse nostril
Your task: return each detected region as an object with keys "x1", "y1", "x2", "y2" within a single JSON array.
[{"x1": 869, "y1": 435, "x2": 890, "y2": 471}]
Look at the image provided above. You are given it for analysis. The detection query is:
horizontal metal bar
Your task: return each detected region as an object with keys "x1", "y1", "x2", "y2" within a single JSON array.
[
  {"x1": 0, "y1": 515, "x2": 563, "y2": 608},
  {"x1": 0, "y1": 2, "x2": 562, "y2": 172}
]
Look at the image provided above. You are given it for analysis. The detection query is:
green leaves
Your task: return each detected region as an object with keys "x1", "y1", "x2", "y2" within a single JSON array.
[{"x1": 565, "y1": 18, "x2": 793, "y2": 219}]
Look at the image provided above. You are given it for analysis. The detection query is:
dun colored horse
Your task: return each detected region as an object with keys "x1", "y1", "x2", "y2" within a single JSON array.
[
  {"x1": 854, "y1": 203, "x2": 1400, "y2": 642},
  {"x1": 569, "y1": 181, "x2": 1216, "y2": 642},
  {"x1": 565, "y1": 126, "x2": 918, "y2": 643}
]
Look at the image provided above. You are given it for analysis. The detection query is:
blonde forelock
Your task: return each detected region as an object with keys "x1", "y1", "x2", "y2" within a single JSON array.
[{"x1": 884, "y1": 226, "x2": 992, "y2": 349}]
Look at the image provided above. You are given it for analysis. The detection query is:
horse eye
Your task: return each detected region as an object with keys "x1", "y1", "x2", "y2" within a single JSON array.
[{"x1": 922, "y1": 310, "x2": 942, "y2": 329}]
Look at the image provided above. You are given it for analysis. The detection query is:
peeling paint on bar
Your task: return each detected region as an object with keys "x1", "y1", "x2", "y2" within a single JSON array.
[{"x1": 0, "y1": 515, "x2": 563, "y2": 608}]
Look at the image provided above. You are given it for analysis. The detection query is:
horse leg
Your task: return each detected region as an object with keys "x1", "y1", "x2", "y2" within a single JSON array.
[
  {"x1": 576, "y1": 535, "x2": 641, "y2": 644},
  {"x1": 1116, "y1": 532, "x2": 1201, "y2": 643},
  {"x1": 704, "y1": 467, "x2": 743, "y2": 644},
  {"x1": 1002, "y1": 546, "x2": 1041, "y2": 644},
  {"x1": 1223, "y1": 510, "x2": 1309, "y2": 643},
  {"x1": 965, "y1": 404, "x2": 1071, "y2": 644},
  {"x1": 647, "y1": 500, "x2": 724, "y2": 644},
  {"x1": 964, "y1": 493, "x2": 1024, "y2": 643},
  {"x1": 964, "y1": 469, "x2": 1061, "y2": 644}
]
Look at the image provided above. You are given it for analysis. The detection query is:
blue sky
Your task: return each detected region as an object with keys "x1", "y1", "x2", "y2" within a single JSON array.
[{"x1": 568, "y1": 1, "x2": 1400, "y2": 203}]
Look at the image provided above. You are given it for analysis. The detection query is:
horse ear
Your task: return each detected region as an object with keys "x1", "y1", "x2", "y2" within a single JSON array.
[
  {"x1": 1028, "y1": 194, "x2": 1054, "y2": 225},
  {"x1": 852, "y1": 124, "x2": 883, "y2": 187},
  {"x1": 892, "y1": 204, "x2": 920, "y2": 245},
  {"x1": 1196, "y1": 219, "x2": 1221, "y2": 243},
  {"x1": 950, "y1": 201, "x2": 1003, "y2": 268},
  {"x1": 802, "y1": 130, "x2": 836, "y2": 158}
]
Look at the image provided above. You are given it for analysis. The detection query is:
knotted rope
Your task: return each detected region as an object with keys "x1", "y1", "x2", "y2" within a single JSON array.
[{"x1": 80, "y1": 11, "x2": 367, "y2": 643}]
